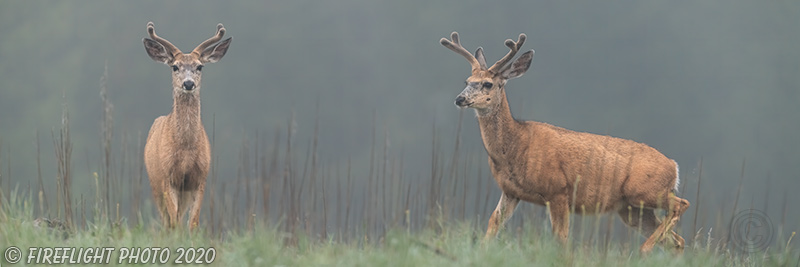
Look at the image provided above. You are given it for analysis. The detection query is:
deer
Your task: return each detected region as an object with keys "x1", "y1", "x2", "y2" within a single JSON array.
[
  {"x1": 440, "y1": 32, "x2": 689, "y2": 253},
  {"x1": 142, "y1": 22, "x2": 231, "y2": 229}
]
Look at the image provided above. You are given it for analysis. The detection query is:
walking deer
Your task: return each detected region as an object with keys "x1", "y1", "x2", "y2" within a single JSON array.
[
  {"x1": 440, "y1": 32, "x2": 689, "y2": 253},
  {"x1": 142, "y1": 22, "x2": 231, "y2": 229}
]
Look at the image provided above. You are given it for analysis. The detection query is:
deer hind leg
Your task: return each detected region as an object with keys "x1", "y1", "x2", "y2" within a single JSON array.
[
  {"x1": 640, "y1": 194, "x2": 690, "y2": 253},
  {"x1": 547, "y1": 195, "x2": 570, "y2": 245},
  {"x1": 484, "y1": 193, "x2": 520, "y2": 241}
]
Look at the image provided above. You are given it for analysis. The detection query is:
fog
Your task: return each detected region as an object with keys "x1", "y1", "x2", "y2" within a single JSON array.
[{"x1": 1, "y1": 1, "x2": 797, "y2": 237}]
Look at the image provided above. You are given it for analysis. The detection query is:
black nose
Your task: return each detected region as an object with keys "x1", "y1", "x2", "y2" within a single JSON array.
[
  {"x1": 455, "y1": 96, "x2": 466, "y2": 106},
  {"x1": 183, "y1": 81, "x2": 195, "y2": 91}
]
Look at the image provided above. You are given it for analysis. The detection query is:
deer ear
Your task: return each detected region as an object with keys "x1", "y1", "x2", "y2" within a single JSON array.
[
  {"x1": 475, "y1": 47, "x2": 487, "y2": 69},
  {"x1": 502, "y1": 50, "x2": 534, "y2": 79},
  {"x1": 200, "y1": 37, "x2": 232, "y2": 63},
  {"x1": 143, "y1": 38, "x2": 173, "y2": 64}
]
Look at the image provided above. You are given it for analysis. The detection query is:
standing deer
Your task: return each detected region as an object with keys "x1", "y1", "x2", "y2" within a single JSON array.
[
  {"x1": 440, "y1": 32, "x2": 689, "y2": 253},
  {"x1": 142, "y1": 22, "x2": 231, "y2": 229}
]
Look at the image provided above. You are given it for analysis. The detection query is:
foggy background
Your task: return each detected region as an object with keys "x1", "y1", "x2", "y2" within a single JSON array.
[{"x1": 0, "y1": 1, "x2": 797, "y2": 242}]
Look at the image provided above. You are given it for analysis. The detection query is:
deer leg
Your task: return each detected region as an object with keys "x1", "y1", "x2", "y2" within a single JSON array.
[
  {"x1": 177, "y1": 190, "x2": 192, "y2": 226},
  {"x1": 665, "y1": 197, "x2": 689, "y2": 252},
  {"x1": 619, "y1": 206, "x2": 685, "y2": 252},
  {"x1": 618, "y1": 206, "x2": 659, "y2": 237},
  {"x1": 187, "y1": 182, "x2": 206, "y2": 230},
  {"x1": 164, "y1": 184, "x2": 180, "y2": 228},
  {"x1": 150, "y1": 181, "x2": 169, "y2": 228},
  {"x1": 548, "y1": 195, "x2": 570, "y2": 245},
  {"x1": 156, "y1": 198, "x2": 168, "y2": 227},
  {"x1": 668, "y1": 230, "x2": 686, "y2": 253},
  {"x1": 484, "y1": 193, "x2": 520, "y2": 241},
  {"x1": 640, "y1": 195, "x2": 689, "y2": 253}
]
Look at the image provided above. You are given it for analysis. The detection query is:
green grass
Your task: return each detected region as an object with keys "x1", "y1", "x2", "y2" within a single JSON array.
[{"x1": 2, "y1": 190, "x2": 796, "y2": 267}]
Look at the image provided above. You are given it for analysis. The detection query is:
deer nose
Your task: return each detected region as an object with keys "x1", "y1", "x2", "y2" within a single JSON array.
[
  {"x1": 183, "y1": 80, "x2": 195, "y2": 91},
  {"x1": 455, "y1": 96, "x2": 467, "y2": 106}
]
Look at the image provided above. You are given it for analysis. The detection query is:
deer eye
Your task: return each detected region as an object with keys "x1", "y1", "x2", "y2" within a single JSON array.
[
  {"x1": 171, "y1": 65, "x2": 179, "y2": 72},
  {"x1": 482, "y1": 82, "x2": 493, "y2": 88},
  {"x1": 196, "y1": 65, "x2": 204, "y2": 71}
]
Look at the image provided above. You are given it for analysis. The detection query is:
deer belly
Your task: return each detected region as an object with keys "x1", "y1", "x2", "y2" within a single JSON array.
[{"x1": 568, "y1": 181, "x2": 625, "y2": 214}]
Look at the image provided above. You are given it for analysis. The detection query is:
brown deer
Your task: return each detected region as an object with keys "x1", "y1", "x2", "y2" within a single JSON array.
[
  {"x1": 440, "y1": 32, "x2": 689, "y2": 253},
  {"x1": 142, "y1": 22, "x2": 231, "y2": 229}
]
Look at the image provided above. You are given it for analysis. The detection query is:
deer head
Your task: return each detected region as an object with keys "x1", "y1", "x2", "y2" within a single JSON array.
[
  {"x1": 441, "y1": 32, "x2": 534, "y2": 112},
  {"x1": 143, "y1": 22, "x2": 232, "y2": 94}
]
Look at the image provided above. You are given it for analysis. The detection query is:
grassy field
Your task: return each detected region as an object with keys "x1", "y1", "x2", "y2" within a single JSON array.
[{"x1": 1, "y1": 189, "x2": 797, "y2": 266}]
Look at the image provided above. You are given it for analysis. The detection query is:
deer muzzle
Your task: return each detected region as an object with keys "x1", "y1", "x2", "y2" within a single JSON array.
[
  {"x1": 183, "y1": 80, "x2": 195, "y2": 91},
  {"x1": 455, "y1": 95, "x2": 470, "y2": 107}
]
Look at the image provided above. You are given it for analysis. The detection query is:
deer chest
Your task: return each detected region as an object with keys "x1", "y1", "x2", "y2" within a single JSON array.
[
  {"x1": 489, "y1": 156, "x2": 548, "y2": 205},
  {"x1": 166, "y1": 146, "x2": 209, "y2": 190}
]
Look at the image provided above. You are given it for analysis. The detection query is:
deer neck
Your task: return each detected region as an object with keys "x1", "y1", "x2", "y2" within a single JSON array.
[
  {"x1": 475, "y1": 88, "x2": 523, "y2": 160},
  {"x1": 170, "y1": 91, "x2": 202, "y2": 147}
]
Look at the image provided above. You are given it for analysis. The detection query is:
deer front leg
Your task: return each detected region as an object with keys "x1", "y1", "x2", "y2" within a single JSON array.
[
  {"x1": 640, "y1": 194, "x2": 689, "y2": 253},
  {"x1": 547, "y1": 195, "x2": 570, "y2": 245},
  {"x1": 484, "y1": 193, "x2": 520, "y2": 241},
  {"x1": 163, "y1": 184, "x2": 180, "y2": 228},
  {"x1": 187, "y1": 182, "x2": 206, "y2": 230},
  {"x1": 150, "y1": 180, "x2": 169, "y2": 228}
]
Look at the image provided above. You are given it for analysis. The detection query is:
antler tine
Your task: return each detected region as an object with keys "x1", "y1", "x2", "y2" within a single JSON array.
[
  {"x1": 488, "y1": 33, "x2": 526, "y2": 73},
  {"x1": 147, "y1": 22, "x2": 180, "y2": 56},
  {"x1": 440, "y1": 32, "x2": 481, "y2": 72},
  {"x1": 192, "y1": 23, "x2": 226, "y2": 55}
]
